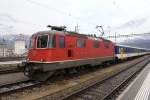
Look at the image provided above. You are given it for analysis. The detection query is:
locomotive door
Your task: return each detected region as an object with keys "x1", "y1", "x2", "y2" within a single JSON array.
[
  {"x1": 68, "y1": 49, "x2": 73, "y2": 57},
  {"x1": 66, "y1": 36, "x2": 74, "y2": 58}
]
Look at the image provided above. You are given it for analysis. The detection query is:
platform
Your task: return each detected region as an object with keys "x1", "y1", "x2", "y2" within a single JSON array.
[
  {"x1": 0, "y1": 60, "x2": 24, "y2": 71},
  {"x1": 0, "y1": 61, "x2": 23, "y2": 65},
  {"x1": 117, "y1": 62, "x2": 150, "y2": 100}
]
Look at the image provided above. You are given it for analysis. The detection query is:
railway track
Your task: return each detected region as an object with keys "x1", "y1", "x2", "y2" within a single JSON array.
[
  {"x1": 0, "y1": 80, "x2": 40, "y2": 96},
  {"x1": 0, "y1": 61, "x2": 24, "y2": 75},
  {"x1": 0, "y1": 57, "x2": 25, "y2": 62},
  {"x1": 64, "y1": 56, "x2": 150, "y2": 100},
  {"x1": 38, "y1": 55, "x2": 150, "y2": 100},
  {"x1": 0, "y1": 69, "x2": 21, "y2": 75},
  {"x1": 0, "y1": 55, "x2": 149, "y2": 100}
]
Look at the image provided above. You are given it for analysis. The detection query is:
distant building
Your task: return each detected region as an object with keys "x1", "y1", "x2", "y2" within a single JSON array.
[
  {"x1": 7, "y1": 48, "x2": 15, "y2": 57},
  {"x1": 14, "y1": 34, "x2": 26, "y2": 55},
  {"x1": 0, "y1": 43, "x2": 8, "y2": 57}
]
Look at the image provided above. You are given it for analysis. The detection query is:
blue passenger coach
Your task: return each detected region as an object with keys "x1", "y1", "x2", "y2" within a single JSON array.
[{"x1": 115, "y1": 45, "x2": 150, "y2": 59}]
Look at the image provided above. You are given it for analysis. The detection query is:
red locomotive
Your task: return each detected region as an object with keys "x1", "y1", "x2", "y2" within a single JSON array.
[{"x1": 24, "y1": 25, "x2": 115, "y2": 81}]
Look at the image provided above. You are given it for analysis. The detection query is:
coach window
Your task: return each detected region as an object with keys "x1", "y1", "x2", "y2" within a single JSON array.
[
  {"x1": 49, "y1": 34, "x2": 56, "y2": 48},
  {"x1": 37, "y1": 35, "x2": 48, "y2": 48},
  {"x1": 77, "y1": 39, "x2": 86, "y2": 48},
  {"x1": 59, "y1": 36, "x2": 65, "y2": 48},
  {"x1": 93, "y1": 40, "x2": 99, "y2": 48}
]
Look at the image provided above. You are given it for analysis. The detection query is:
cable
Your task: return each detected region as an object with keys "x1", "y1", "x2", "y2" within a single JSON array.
[
  {"x1": 0, "y1": 13, "x2": 41, "y2": 27},
  {"x1": 25, "y1": 0, "x2": 97, "y2": 26},
  {"x1": 104, "y1": 33, "x2": 150, "y2": 38},
  {"x1": 26, "y1": 0, "x2": 68, "y2": 16}
]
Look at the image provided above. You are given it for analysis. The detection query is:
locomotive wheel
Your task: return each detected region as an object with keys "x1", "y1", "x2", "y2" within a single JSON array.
[
  {"x1": 31, "y1": 71, "x2": 55, "y2": 81},
  {"x1": 24, "y1": 66, "x2": 34, "y2": 77},
  {"x1": 24, "y1": 65, "x2": 55, "y2": 81}
]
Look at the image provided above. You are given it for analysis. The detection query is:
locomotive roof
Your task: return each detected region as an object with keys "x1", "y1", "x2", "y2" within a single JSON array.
[{"x1": 34, "y1": 30, "x2": 111, "y2": 42}]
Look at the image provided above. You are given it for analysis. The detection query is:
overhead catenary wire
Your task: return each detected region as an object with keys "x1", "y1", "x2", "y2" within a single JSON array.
[
  {"x1": 106, "y1": 0, "x2": 150, "y2": 43},
  {"x1": 104, "y1": 33, "x2": 150, "y2": 39},
  {"x1": 25, "y1": 0, "x2": 97, "y2": 26},
  {"x1": 0, "y1": 12, "x2": 43, "y2": 27}
]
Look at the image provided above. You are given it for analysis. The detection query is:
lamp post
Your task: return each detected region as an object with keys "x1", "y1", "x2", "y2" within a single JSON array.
[{"x1": 115, "y1": 32, "x2": 117, "y2": 44}]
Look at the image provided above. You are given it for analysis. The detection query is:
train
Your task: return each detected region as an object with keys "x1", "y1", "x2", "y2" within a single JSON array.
[
  {"x1": 23, "y1": 25, "x2": 150, "y2": 81},
  {"x1": 115, "y1": 45, "x2": 150, "y2": 60}
]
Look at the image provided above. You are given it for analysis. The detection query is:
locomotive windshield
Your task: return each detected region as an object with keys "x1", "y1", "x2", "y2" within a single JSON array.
[{"x1": 37, "y1": 35, "x2": 48, "y2": 48}]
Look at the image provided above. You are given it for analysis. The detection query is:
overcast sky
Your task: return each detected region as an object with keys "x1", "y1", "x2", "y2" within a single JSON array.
[{"x1": 0, "y1": 0, "x2": 150, "y2": 36}]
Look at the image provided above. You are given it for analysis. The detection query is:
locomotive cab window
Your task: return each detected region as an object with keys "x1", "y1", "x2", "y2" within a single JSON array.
[
  {"x1": 59, "y1": 36, "x2": 65, "y2": 48},
  {"x1": 29, "y1": 35, "x2": 34, "y2": 48},
  {"x1": 104, "y1": 41, "x2": 110, "y2": 48},
  {"x1": 93, "y1": 40, "x2": 99, "y2": 48},
  {"x1": 37, "y1": 35, "x2": 48, "y2": 48},
  {"x1": 77, "y1": 38, "x2": 86, "y2": 48}
]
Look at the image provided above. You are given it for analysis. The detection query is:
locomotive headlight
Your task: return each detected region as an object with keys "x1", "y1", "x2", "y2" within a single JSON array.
[
  {"x1": 26, "y1": 58, "x2": 30, "y2": 62},
  {"x1": 41, "y1": 58, "x2": 46, "y2": 62},
  {"x1": 41, "y1": 59, "x2": 44, "y2": 62}
]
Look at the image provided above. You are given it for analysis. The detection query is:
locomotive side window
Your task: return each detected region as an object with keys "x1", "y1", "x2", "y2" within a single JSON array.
[
  {"x1": 59, "y1": 36, "x2": 65, "y2": 48},
  {"x1": 93, "y1": 40, "x2": 99, "y2": 48},
  {"x1": 48, "y1": 34, "x2": 56, "y2": 48},
  {"x1": 104, "y1": 41, "x2": 110, "y2": 48},
  {"x1": 77, "y1": 39, "x2": 86, "y2": 48},
  {"x1": 29, "y1": 35, "x2": 34, "y2": 48},
  {"x1": 37, "y1": 35, "x2": 48, "y2": 48}
]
